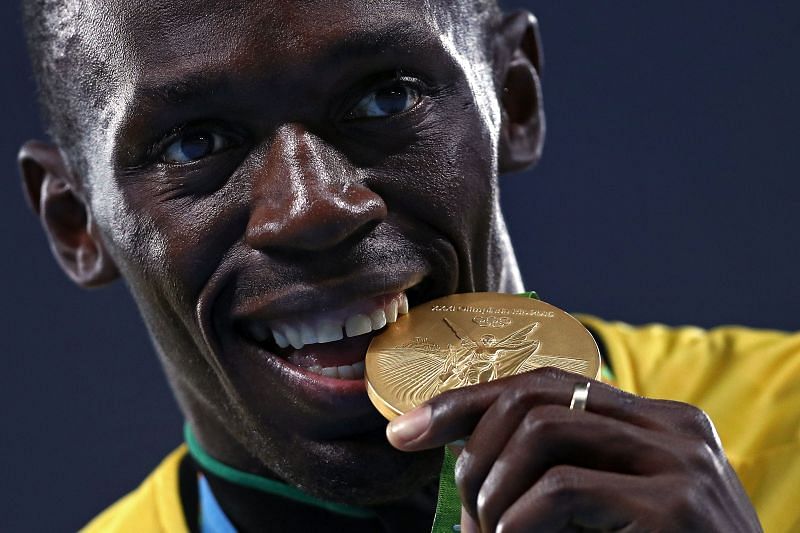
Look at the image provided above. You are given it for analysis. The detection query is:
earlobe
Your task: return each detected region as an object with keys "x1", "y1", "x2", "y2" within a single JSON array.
[
  {"x1": 496, "y1": 10, "x2": 546, "y2": 175},
  {"x1": 18, "y1": 140, "x2": 119, "y2": 288}
]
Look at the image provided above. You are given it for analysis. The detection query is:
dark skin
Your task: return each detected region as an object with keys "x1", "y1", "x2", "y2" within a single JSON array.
[{"x1": 19, "y1": 0, "x2": 760, "y2": 531}]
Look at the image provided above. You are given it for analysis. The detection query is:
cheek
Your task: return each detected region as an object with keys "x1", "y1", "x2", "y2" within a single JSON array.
[
  {"x1": 99, "y1": 178, "x2": 248, "y2": 308},
  {"x1": 377, "y1": 111, "x2": 496, "y2": 239}
]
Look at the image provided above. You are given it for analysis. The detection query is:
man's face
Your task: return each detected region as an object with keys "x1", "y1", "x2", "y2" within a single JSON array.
[{"x1": 65, "y1": 0, "x2": 514, "y2": 502}]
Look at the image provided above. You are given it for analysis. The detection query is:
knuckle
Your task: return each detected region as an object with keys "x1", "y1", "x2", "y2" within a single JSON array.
[
  {"x1": 537, "y1": 465, "x2": 580, "y2": 502},
  {"x1": 681, "y1": 402, "x2": 708, "y2": 428},
  {"x1": 453, "y1": 449, "x2": 472, "y2": 483},
  {"x1": 658, "y1": 400, "x2": 723, "y2": 450},
  {"x1": 674, "y1": 489, "x2": 694, "y2": 515},
  {"x1": 658, "y1": 475, "x2": 718, "y2": 532},
  {"x1": 529, "y1": 365, "x2": 568, "y2": 381},
  {"x1": 681, "y1": 405, "x2": 722, "y2": 449},
  {"x1": 520, "y1": 407, "x2": 559, "y2": 437},
  {"x1": 684, "y1": 440, "x2": 717, "y2": 471},
  {"x1": 496, "y1": 385, "x2": 536, "y2": 417},
  {"x1": 453, "y1": 450, "x2": 481, "y2": 504},
  {"x1": 476, "y1": 485, "x2": 499, "y2": 528},
  {"x1": 496, "y1": 516, "x2": 525, "y2": 533},
  {"x1": 665, "y1": 476, "x2": 701, "y2": 518}
]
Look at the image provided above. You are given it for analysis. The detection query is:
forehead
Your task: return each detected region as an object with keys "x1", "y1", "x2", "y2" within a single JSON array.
[
  {"x1": 77, "y1": 0, "x2": 486, "y2": 116},
  {"x1": 106, "y1": 0, "x2": 480, "y2": 75},
  {"x1": 123, "y1": 0, "x2": 444, "y2": 43},
  {"x1": 66, "y1": 0, "x2": 497, "y2": 177},
  {"x1": 127, "y1": 1, "x2": 442, "y2": 94}
]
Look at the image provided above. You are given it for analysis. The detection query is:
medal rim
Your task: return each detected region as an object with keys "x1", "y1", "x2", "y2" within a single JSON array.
[{"x1": 364, "y1": 292, "x2": 602, "y2": 420}]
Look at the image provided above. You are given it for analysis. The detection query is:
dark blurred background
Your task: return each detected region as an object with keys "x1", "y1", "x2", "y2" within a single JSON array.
[{"x1": 2, "y1": 1, "x2": 798, "y2": 531}]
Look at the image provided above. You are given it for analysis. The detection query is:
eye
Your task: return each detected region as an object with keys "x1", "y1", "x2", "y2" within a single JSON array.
[
  {"x1": 162, "y1": 131, "x2": 234, "y2": 164},
  {"x1": 349, "y1": 81, "x2": 421, "y2": 119}
]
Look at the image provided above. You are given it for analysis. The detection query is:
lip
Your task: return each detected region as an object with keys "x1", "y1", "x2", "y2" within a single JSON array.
[
  {"x1": 229, "y1": 302, "x2": 423, "y2": 437},
  {"x1": 218, "y1": 318, "x2": 386, "y2": 434},
  {"x1": 201, "y1": 268, "x2": 433, "y2": 435},
  {"x1": 255, "y1": 342, "x2": 372, "y2": 395},
  {"x1": 231, "y1": 269, "x2": 426, "y2": 323},
  {"x1": 232, "y1": 331, "x2": 385, "y2": 438},
  {"x1": 195, "y1": 239, "x2": 460, "y2": 438}
]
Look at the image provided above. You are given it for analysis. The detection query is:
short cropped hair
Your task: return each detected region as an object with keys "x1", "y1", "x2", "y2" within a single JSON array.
[{"x1": 21, "y1": 0, "x2": 501, "y2": 173}]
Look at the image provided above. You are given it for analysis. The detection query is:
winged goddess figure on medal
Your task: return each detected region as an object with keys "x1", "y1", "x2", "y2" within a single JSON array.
[{"x1": 373, "y1": 317, "x2": 591, "y2": 410}]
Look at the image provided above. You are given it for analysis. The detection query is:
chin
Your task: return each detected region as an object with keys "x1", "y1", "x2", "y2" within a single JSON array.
[
  {"x1": 263, "y1": 428, "x2": 442, "y2": 505},
  {"x1": 186, "y1": 235, "x2": 460, "y2": 502}
]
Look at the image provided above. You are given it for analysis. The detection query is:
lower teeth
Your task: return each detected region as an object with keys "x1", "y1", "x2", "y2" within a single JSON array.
[{"x1": 308, "y1": 361, "x2": 365, "y2": 380}]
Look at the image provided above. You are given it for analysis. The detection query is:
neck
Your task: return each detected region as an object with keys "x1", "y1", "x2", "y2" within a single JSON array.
[
  {"x1": 185, "y1": 424, "x2": 437, "y2": 533},
  {"x1": 199, "y1": 467, "x2": 437, "y2": 533}
]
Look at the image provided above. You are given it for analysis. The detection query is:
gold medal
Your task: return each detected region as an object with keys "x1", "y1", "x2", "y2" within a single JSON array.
[{"x1": 365, "y1": 293, "x2": 601, "y2": 420}]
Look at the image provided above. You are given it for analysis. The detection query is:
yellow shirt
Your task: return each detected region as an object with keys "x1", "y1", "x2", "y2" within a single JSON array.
[{"x1": 83, "y1": 319, "x2": 800, "y2": 533}]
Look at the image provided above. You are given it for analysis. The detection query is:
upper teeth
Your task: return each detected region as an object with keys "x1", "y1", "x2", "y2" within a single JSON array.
[{"x1": 246, "y1": 293, "x2": 409, "y2": 350}]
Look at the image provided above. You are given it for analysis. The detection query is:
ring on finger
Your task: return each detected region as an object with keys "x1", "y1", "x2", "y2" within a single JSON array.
[{"x1": 569, "y1": 382, "x2": 591, "y2": 411}]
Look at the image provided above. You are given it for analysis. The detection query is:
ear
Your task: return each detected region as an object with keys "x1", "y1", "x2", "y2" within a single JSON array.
[
  {"x1": 19, "y1": 140, "x2": 119, "y2": 288},
  {"x1": 495, "y1": 10, "x2": 545, "y2": 174}
]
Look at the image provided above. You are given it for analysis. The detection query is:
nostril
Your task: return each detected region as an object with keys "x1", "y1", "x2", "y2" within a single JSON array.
[
  {"x1": 335, "y1": 218, "x2": 381, "y2": 251},
  {"x1": 246, "y1": 181, "x2": 386, "y2": 253}
]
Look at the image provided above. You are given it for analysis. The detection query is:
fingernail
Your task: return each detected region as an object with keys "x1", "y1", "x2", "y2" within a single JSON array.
[
  {"x1": 446, "y1": 439, "x2": 466, "y2": 457},
  {"x1": 387, "y1": 405, "x2": 431, "y2": 444}
]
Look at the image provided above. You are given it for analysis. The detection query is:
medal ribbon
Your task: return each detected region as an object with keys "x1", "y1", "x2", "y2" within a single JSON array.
[
  {"x1": 431, "y1": 447, "x2": 462, "y2": 533},
  {"x1": 429, "y1": 291, "x2": 542, "y2": 533},
  {"x1": 186, "y1": 292, "x2": 559, "y2": 532},
  {"x1": 184, "y1": 423, "x2": 378, "y2": 520}
]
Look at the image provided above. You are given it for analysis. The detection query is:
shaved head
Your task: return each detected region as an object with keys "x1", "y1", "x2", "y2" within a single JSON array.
[
  {"x1": 22, "y1": 0, "x2": 502, "y2": 177},
  {"x1": 22, "y1": 0, "x2": 119, "y2": 173},
  {"x1": 18, "y1": 0, "x2": 544, "y2": 508}
]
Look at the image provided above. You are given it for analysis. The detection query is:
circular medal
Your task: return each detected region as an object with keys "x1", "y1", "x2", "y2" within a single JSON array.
[{"x1": 365, "y1": 292, "x2": 601, "y2": 420}]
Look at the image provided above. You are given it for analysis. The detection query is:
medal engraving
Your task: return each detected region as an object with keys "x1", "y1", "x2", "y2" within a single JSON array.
[{"x1": 365, "y1": 293, "x2": 601, "y2": 420}]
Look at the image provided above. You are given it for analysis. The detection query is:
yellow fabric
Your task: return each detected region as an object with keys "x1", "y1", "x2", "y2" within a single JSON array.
[
  {"x1": 580, "y1": 316, "x2": 800, "y2": 533},
  {"x1": 81, "y1": 445, "x2": 190, "y2": 533},
  {"x1": 82, "y1": 320, "x2": 800, "y2": 533}
]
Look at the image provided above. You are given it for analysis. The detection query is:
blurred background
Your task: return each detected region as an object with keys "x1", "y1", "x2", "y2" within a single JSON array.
[{"x1": 2, "y1": 1, "x2": 798, "y2": 530}]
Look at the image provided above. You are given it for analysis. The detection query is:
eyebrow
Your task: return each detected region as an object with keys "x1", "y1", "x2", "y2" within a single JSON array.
[
  {"x1": 136, "y1": 72, "x2": 233, "y2": 110},
  {"x1": 325, "y1": 23, "x2": 433, "y2": 65},
  {"x1": 131, "y1": 22, "x2": 439, "y2": 113}
]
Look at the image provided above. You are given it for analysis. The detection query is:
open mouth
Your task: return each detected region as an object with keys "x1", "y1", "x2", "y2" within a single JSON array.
[{"x1": 236, "y1": 284, "x2": 430, "y2": 381}]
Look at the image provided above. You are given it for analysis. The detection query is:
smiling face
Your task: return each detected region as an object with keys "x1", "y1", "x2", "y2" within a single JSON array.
[{"x1": 21, "y1": 0, "x2": 543, "y2": 504}]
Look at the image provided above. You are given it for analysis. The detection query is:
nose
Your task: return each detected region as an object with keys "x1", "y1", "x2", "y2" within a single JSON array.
[{"x1": 245, "y1": 124, "x2": 387, "y2": 252}]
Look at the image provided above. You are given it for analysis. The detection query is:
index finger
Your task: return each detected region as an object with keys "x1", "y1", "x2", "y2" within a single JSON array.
[{"x1": 386, "y1": 367, "x2": 663, "y2": 451}]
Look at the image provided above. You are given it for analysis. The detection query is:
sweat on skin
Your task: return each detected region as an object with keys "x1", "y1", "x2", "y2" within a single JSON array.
[{"x1": 19, "y1": 1, "x2": 764, "y2": 532}]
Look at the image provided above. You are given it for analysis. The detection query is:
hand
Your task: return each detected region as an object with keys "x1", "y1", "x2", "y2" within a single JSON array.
[{"x1": 386, "y1": 367, "x2": 762, "y2": 532}]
